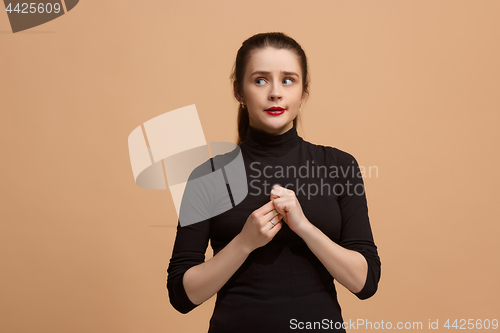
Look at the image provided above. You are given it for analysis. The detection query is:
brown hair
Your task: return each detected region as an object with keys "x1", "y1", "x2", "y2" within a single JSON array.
[{"x1": 230, "y1": 32, "x2": 310, "y2": 145}]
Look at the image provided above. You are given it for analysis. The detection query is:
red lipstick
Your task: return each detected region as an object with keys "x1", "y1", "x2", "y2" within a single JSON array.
[{"x1": 265, "y1": 106, "x2": 285, "y2": 115}]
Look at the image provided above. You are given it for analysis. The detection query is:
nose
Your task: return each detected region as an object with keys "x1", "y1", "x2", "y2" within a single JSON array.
[{"x1": 268, "y1": 81, "x2": 283, "y2": 101}]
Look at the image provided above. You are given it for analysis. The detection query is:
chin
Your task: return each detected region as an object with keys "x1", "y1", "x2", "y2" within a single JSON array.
[
  {"x1": 265, "y1": 123, "x2": 292, "y2": 134},
  {"x1": 252, "y1": 117, "x2": 292, "y2": 133}
]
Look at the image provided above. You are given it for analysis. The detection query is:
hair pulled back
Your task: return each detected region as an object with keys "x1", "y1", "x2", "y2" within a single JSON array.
[{"x1": 230, "y1": 32, "x2": 310, "y2": 145}]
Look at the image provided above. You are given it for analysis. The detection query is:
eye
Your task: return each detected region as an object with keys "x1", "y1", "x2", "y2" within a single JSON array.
[
  {"x1": 283, "y1": 78, "x2": 294, "y2": 85},
  {"x1": 255, "y1": 78, "x2": 266, "y2": 85}
]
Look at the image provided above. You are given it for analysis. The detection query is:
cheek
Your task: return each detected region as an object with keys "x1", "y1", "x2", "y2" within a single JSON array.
[
  {"x1": 290, "y1": 88, "x2": 303, "y2": 101},
  {"x1": 244, "y1": 88, "x2": 262, "y2": 104}
]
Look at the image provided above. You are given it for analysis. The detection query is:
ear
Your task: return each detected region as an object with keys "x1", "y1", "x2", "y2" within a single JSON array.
[
  {"x1": 233, "y1": 82, "x2": 243, "y2": 102},
  {"x1": 301, "y1": 88, "x2": 308, "y2": 104}
]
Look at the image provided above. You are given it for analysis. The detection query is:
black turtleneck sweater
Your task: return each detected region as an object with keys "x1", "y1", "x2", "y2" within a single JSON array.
[{"x1": 167, "y1": 125, "x2": 381, "y2": 333}]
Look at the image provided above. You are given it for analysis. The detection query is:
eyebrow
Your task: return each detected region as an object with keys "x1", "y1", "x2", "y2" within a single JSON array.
[{"x1": 250, "y1": 71, "x2": 300, "y2": 77}]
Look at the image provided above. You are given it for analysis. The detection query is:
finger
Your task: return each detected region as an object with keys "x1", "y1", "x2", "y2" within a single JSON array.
[
  {"x1": 254, "y1": 200, "x2": 276, "y2": 217},
  {"x1": 262, "y1": 208, "x2": 280, "y2": 223},
  {"x1": 271, "y1": 197, "x2": 288, "y2": 215},
  {"x1": 264, "y1": 211, "x2": 281, "y2": 230},
  {"x1": 278, "y1": 184, "x2": 293, "y2": 194},
  {"x1": 268, "y1": 220, "x2": 283, "y2": 235},
  {"x1": 270, "y1": 184, "x2": 284, "y2": 199},
  {"x1": 270, "y1": 189, "x2": 280, "y2": 200},
  {"x1": 271, "y1": 196, "x2": 285, "y2": 204}
]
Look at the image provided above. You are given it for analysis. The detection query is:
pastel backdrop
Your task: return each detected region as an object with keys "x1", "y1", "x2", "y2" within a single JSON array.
[{"x1": 1, "y1": 1, "x2": 499, "y2": 332}]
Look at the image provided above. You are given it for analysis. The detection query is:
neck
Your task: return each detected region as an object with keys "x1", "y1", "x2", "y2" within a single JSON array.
[{"x1": 241, "y1": 124, "x2": 302, "y2": 156}]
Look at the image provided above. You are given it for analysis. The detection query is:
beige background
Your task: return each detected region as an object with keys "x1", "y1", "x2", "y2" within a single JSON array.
[{"x1": 1, "y1": 0, "x2": 499, "y2": 332}]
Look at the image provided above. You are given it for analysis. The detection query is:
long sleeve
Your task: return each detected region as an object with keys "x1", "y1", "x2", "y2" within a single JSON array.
[
  {"x1": 165, "y1": 124, "x2": 382, "y2": 331},
  {"x1": 166, "y1": 160, "x2": 214, "y2": 314},
  {"x1": 166, "y1": 150, "x2": 243, "y2": 314},
  {"x1": 166, "y1": 217, "x2": 210, "y2": 314},
  {"x1": 334, "y1": 149, "x2": 381, "y2": 300}
]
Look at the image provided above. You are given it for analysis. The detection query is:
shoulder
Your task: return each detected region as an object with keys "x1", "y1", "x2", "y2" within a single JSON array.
[
  {"x1": 186, "y1": 157, "x2": 213, "y2": 182},
  {"x1": 187, "y1": 145, "x2": 241, "y2": 181},
  {"x1": 301, "y1": 139, "x2": 358, "y2": 167}
]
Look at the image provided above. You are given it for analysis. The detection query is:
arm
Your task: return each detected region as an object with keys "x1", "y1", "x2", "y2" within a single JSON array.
[
  {"x1": 270, "y1": 151, "x2": 381, "y2": 299},
  {"x1": 333, "y1": 152, "x2": 381, "y2": 299},
  {"x1": 167, "y1": 195, "x2": 283, "y2": 313},
  {"x1": 293, "y1": 221, "x2": 368, "y2": 294},
  {"x1": 167, "y1": 218, "x2": 211, "y2": 314},
  {"x1": 182, "y1": 233, "x2": 251, "y2": 305},
  {"x1": 168, "y1": 217, "x2": 254, "y2": 313},
  {"x1": 183, "y1": 200, "x2": 283, "y2": 305}
]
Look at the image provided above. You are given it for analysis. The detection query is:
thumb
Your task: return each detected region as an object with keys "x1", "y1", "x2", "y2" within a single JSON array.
[
  {"x1": 270, "y1": 184, "x2": 282, "y2": 201},
  {"x1": 270, "y1": 191, "x2": 280, "y2": 201}
]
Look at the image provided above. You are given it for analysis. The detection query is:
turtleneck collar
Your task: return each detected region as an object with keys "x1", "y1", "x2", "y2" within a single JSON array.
[{"x1": 241, "y1": 125, "x2": 302, "y2": 156}]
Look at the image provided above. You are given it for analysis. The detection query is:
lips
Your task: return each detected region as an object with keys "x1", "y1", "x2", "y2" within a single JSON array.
[{"x1": 265, "y1": 106, "x2": 285, "y2": 111}]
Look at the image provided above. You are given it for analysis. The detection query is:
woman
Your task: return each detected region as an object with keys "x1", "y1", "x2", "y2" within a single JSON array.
[{"x1": 167, "y1": 32, "x2": 381, "y2": 332}]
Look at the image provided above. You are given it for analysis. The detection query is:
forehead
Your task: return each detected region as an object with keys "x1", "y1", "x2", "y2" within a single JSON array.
[{"x1": 245, "y1": 47, "x2": 302, "y2": 76}]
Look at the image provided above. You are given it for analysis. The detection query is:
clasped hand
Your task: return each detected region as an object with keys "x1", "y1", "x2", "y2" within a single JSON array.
[
  {"x1": 238, "y1": 184, "x2": 310, "y2": 252},
  {"x1": 270, "y1": 184, "x2": 310, "y2": 233}
]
